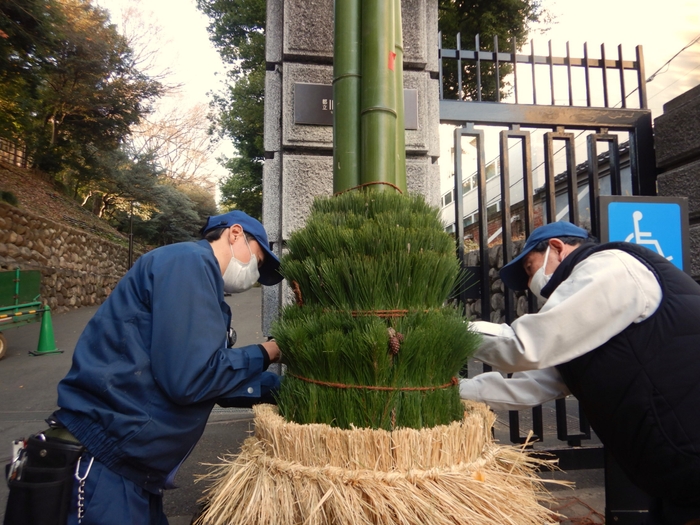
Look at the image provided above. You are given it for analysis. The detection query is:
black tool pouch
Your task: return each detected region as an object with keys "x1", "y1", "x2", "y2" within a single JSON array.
[{"x1": 4, "y1": 435, "x2": 85, "y2": 525}]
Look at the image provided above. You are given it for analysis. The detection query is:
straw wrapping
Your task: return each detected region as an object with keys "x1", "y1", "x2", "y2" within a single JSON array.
[{"x1": 195, "y1": 403, "x2": 564, "y2": 525}]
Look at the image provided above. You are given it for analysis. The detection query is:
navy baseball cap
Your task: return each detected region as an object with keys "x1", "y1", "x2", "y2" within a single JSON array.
[
  {"x1": 500, "y1": 222, "x2": 589, "y2": 291},
  {"x1": 201, "y1": 211, "x2": 282, "y2": 286}
]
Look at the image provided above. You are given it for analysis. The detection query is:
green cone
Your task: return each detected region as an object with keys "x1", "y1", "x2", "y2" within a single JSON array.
[{"x1": 31, "y1": 305, "x2": 61, "y2": 355}]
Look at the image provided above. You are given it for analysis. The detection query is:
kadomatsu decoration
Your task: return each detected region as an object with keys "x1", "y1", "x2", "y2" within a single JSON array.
[
  {"x1": 196, "y1": 192, "x2": 562, "y2": 525},
  {"x1": 196, "y1": 1, "x2": 560, "y2": 523}
]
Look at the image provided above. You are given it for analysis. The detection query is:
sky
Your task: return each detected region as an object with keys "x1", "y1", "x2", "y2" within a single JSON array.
[
  {"x1": 535, "y1": 0, "x2": 700, "y2": 119},
  {"x1": 94, "y1": 0, "x2": 700, "y2": 193},
  {"x1": 95, "y1": 0, "x2": 233, "y2": 185},
  {"x1": 96, "y1": 0, "x2": 226, "y2": 108}
]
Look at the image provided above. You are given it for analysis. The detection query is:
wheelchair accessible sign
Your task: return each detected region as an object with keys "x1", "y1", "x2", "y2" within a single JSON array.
[{"x1": 599, "y1": 196, "x2": 689, "y2": 272}]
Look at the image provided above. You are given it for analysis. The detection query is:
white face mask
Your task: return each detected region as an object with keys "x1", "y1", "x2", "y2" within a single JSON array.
[
  {"x1": 223, "y1": 236, "x2": 259, "y2": 293},
  {"x1": 529, "y1": 245, "x2": 551, "y2": 302}
]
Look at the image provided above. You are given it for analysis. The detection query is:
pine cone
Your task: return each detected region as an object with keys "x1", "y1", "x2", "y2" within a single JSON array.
[
  {"x1": 292, "y1": 281, "x2": 303, "y2": 306},
  {"x1": 389, "y1": 336, "x2": 401, "y2": 355}
]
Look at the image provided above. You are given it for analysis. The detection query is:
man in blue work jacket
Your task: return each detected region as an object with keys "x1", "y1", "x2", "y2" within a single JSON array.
[{"x1": 51, "y1": 211, "x2": 282, "y2": 525}]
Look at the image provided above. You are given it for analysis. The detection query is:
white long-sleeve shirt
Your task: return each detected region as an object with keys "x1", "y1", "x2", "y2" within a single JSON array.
[{"x1": 459, "y1": 249, "x2": 663, "y2": 411}]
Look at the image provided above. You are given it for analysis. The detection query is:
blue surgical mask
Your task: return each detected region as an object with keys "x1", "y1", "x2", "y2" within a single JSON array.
[{"x1": 223, "y1": 236, "x2": 259, "y2": 293}]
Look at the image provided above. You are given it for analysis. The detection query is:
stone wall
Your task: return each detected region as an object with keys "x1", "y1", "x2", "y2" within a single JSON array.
[
  {"x1": 0, "y1": 201, "x2": 132, "y2": 313},
  {"x1": 463, "y1": 241, "x2": 530, "y2": 324},
  {"x1": 654, "y1": 83, "x2": 700, "y2": 279}
]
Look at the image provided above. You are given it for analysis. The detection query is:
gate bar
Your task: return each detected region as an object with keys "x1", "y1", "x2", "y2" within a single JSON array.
[
  {"x1": 618, "y1": 45, "x2": 627, "y2": 109},
  {"x1": 475, "y1": 34, "x2": 482, "y2": 101},
  {"x1": 548, "y1": 40, "x2": 555, "y2": 105},
  {"x1": 584, "y1": 43, "x2": 592, "y2": 107},
  {"x1": 544, "y1": 129, "x2": 578, "y2": 223},
  {"x1": 601, "y1": 44, "x2": 609, "y2": 107},
  {"x1": 454, "y1": 125, "x2": 489, "y2": 320},
  {"x1": 566, "y1": 42, "x2": 574, "y2": 106},
  {"x1": 439, "y1": 101, "x2": 651, "y2": 129},
  {"x1": 587, "y1": 132, "x2": 621, "y2": 236}
]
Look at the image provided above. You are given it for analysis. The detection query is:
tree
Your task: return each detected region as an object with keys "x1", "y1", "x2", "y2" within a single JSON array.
[
  {"x1": 129, "y1": 104, "x2": 219, "y2": 192},
  {"x1": 211, "y1": 65, "x2": 265, "y2": 219},
  {"x1": 0, "y1": 0, "x2": 163, "y2": 179},
  {"x1": 88, "y1": 148, "x2": 216, "y2": 246},
  {"x1": 0, "y1": 0, "x2": 62, "y2": 141},
  {"x1": 35, "y1": 0, "x2": 162, "y2": 174},
  {"x1": 438, "y1": 0, "x2": 548, "y2": 101},
  {"x1": 197, "y1": 0, "x2": 265, "y2": 219},
  {"x1": 218, "y1": 156, "x2": 262, "y2": 218}
]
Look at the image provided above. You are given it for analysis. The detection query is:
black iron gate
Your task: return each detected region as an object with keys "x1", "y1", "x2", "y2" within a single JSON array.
[{"x1": 439, "y1": 35, "x2": 657, "y2": 523}]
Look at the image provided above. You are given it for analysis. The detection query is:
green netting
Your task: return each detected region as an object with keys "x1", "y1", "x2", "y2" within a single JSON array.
[{"x1": 0, "y1": 269, "x2": 41, "y2": 308}]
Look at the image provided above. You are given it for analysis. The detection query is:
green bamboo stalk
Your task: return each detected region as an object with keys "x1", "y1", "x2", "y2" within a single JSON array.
[
  {"x1": 394, "y1": 0, "x2": 407, "y2": 193},
  {"x1": 360, "y1": 0, "x2": 397, "y2": 190},
  {"x1": 333, "y1": 0, "x2": 362, "y2": 194}
]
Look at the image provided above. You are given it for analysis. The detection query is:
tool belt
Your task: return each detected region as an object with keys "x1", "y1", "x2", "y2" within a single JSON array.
[{"x1": 4, "y1": 428, "x2": 85, "y2": 525}]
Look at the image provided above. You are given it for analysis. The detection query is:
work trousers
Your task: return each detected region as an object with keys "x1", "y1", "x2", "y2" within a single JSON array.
[{"x1": 66, "y1": 453, "x2": 168, "y2": 525}]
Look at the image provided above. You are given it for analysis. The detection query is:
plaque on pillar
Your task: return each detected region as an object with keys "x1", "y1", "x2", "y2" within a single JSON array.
[{"x1": 294, "y1": 83, "x2": 418, "y2": 129}]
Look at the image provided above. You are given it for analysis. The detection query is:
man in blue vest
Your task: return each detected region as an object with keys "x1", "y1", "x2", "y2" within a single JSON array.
[
  {"x1": 5, "y1": 211, "x2": 283, "y2": 525},
  {"x1": 459, "y1": 222, "x2": 700, "y2": 525}
]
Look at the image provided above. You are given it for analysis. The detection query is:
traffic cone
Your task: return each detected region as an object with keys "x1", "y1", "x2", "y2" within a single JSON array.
[{"x1": 31, "y1": 305, "x2": 62, "y2": 356}]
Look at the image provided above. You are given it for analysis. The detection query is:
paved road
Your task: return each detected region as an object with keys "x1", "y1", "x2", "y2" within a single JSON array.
[
  {"x1": 0, "y1": 285, "x2": 605, "y2": 524},
  {"x1": 0, "y1": 287, "x2": 267, "y2": 524}
]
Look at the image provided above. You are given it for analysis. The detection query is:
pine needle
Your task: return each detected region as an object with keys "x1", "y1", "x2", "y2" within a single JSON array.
[{"x1": 274, "y1": 191, "x2": 480, "y2": 430}]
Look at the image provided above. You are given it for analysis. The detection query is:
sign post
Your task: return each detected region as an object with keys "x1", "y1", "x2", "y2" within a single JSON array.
[{"x1": 598, "y1": 195, "x2": 690, "y2": 272}]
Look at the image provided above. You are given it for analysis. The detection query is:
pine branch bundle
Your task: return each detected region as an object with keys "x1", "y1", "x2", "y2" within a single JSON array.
[
  {"x1": 273, "y1": 307, "x2": 474, "y2": 429},
  {"x1": 283, "y1": 191, "x2": 460, "y2": 310},
  {"x1": 273, "y1": 191, "x2": 481, "y2": 430}
]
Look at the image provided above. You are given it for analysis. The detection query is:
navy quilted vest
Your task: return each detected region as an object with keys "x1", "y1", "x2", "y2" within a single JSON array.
[{"x1": 549, "y1": 242, "x2": 700, "y2": 505}]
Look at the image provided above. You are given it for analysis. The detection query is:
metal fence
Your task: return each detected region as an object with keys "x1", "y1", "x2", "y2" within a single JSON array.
[
  {"x1": 0, "y1": 138, "x2": 30, "y2": 169},
  {"x1": 439, "y1": 33, "x2": 657, "y2": 522}
]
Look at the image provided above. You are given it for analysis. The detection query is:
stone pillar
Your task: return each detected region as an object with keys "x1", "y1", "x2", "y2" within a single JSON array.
[
  {"x1": 262, "y1": 0, "x2": 440, "y2": 333},
  {"x1": 654, "y1": 83, "x2": 700, "y2": 280}
]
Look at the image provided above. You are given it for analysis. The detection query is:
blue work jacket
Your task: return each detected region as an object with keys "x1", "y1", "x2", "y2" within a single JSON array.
[{"x1": 54, "y1": 240, "x2": 280, "y2": 493}]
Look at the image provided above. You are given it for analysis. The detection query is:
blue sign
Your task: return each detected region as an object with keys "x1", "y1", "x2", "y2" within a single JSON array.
[{"x1": 599, "y1": 196, "x2": 689, "y2": 271}]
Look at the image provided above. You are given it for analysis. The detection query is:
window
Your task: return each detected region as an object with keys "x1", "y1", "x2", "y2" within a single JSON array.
[
  {"x1": 485, "y1": 160, "x2": 499, "y2": 181},
  {"x1": 462, "y1": 174, "x2": 475, "y2": 194},
  {"x1": 486, "y1": 202, "x2": 501, "y2": 218}
]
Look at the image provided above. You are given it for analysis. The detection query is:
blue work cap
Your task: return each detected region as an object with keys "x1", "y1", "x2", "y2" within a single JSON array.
[
  {"x1": 500, "y1": 222, "x2": 589, "y2": 291},
  {"x1": 202, "y1": 211, "x2": 282, "y2": 286}
]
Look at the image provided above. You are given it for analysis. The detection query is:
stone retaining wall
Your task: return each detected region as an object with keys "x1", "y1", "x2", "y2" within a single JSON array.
[
  {"x1": 0, "y1": 201, "x2": 133, "y2": 313},
  {"x1": 463, "y1": 241, "x2": 529, "y2": 324}
]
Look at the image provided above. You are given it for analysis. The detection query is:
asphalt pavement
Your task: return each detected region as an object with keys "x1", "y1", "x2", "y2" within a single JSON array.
[{"x1": 0, "y1": 285, "x2": 605, "y2": 524}]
